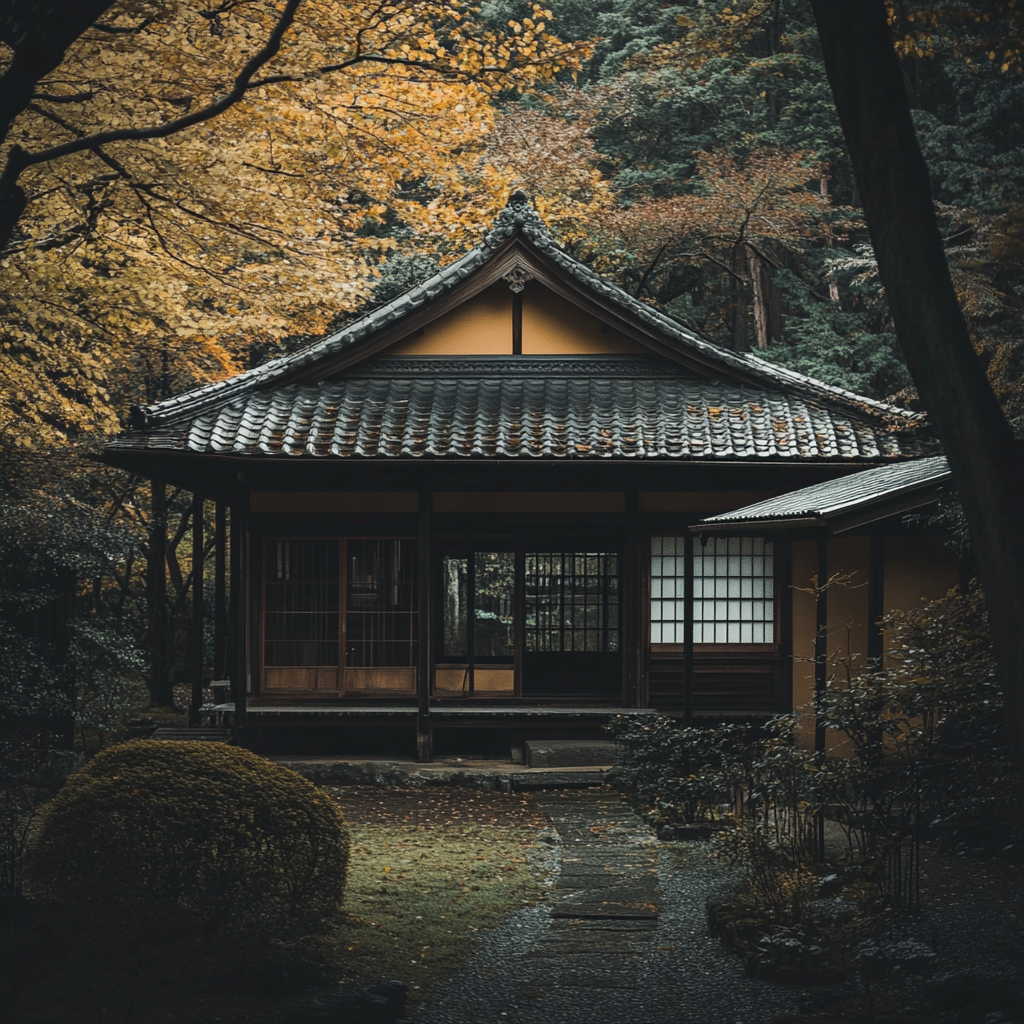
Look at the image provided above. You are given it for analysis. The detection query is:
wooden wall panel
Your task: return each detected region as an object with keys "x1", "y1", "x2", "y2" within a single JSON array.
[
  {"x1": 250, "y1": 492, "x2": 418, "y2": 513},
  {"x1": 649, "y1": 653, "x2": 777, "y2": 714},
  {"x1": 433, "y1": 491, "x2": 626, "y2": 513},
  {"x1": 263, "y1": 667, "x2": 339, "y2": 690},
  {"x1": 345, "y1": 667, "x2": 417, "y2": 693},
  {"x1": 639, "y1": 491, "x2": 775, "y2": 512},
  {"x1": 521, "y1": 284, "x2": 645, "y2": 354}
]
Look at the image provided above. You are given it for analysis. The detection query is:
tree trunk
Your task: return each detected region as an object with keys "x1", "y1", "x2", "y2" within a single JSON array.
[
  {"x1": 820, "y1": 167, "x2": 841, "y2": 302},
  {"x1": 746, "y1": 245, "x2": 771, "y2": 350},
  {"x1": 810, "y1": 0, "x2": 1024, "y2": 776},
  {"x1": 731, "y1": 243, "x2": 749, "y2": 352},
  {"x1": 0, "y1": 2, "x2": 116, "y2": 246}
]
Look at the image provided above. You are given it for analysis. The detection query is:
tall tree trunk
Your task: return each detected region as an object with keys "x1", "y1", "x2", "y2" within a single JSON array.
[
  {"x1": 810, "y1": 0, "x2": 1024, "y2": 777},
  {"x1": 146, "y1": 479, "x2": 172, "y2": 707},
  {"x1": 746, "y1": 245, "x2": 771, "y2": 350},
  {"x1": 731, "y1": 243, "x2": 750, "y2": 352},
  {"x1": 0, "y1": 2, "x2": 116, "y2": 244},
  {"x1": 820, "y1": 166, "x2": 841, "y2": 302}
]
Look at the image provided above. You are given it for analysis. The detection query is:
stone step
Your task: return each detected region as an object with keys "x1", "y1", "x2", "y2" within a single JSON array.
[
  {"x1": 149, "y1": 728, "x2": 231, "y2": 742},
  {"x1": 525, "y1": 739, "x2": 619, "y2": 768}
]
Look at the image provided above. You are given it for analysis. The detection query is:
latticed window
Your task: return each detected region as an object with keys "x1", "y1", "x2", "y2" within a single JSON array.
[
  {"x1": 651, "y1": 536, "x2": 774, "y2": 645},
  {"x1": 525, "y1": 551, "x2": 619, "y2": 652},
  {"x1": 263, "y1": 538, "x2": 418, "y2": 673},
  {"x1": 345, "y1": 540, "x2": 418, "y2": 667},
  {"x1": 264, "y1": 540, "x2": 340, "y2": 666}
]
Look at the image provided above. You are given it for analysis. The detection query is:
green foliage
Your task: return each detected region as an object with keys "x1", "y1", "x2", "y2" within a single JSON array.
[
  {"x1": 613, "y1": 586, "x2": 1014, "y2": 918},
  {"x1": 0, "y1": 448, "x2": 145, "y2": 746},
  {"x1": 25, "y1": 740, "x2": 351, "y2": 980},
  {"x1": 817, "y1": 586, "x2": 1014, "y2": 850},
  {"x1": 609, "y1": 714, "x2": 746, "y2": 824}
]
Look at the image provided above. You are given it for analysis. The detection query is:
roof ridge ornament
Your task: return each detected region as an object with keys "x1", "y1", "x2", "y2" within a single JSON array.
[
  {"x1": 502, "y1": 265, "x2": 532, "y2": 293},
  {"x1": 483, "y1": 188, "x2": 552, "y2": 249}
]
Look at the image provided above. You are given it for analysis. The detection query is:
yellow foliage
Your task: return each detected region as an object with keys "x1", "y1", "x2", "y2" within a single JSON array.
[
  {"x1": 0, "y1": 1, "x2": 589, "y2": 448},
  {"x1": 593, "y1": 146, "x2": 837, "y2": 281}
]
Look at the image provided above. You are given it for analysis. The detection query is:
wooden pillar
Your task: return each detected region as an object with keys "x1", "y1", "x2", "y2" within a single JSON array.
[
  {"x1": 623, "y1": 491, "x2": 639, "y2": 707},
  {"x1": 189, "y1": 493, "x2": 204, "y2": 725},
  {"x1": 813, "y1": 532, "x2": 829, "y2": 754},
  {"x1": 511, "y1": 289, "x2": 523, "y2": 354},
  {"x1": 683, "y1": 533, "x2": 695, "y2": 728},
  {"x1": 776, "y1": 536, "x2": 794, "y2": 713},
  {"x1": 814, "y1": 531, "x2": 829, "y2": 861},
  {"x1": 867, "y1": 531, "x2": 885, "y2": 663},
  {"x1": 466, "y1": 534, "x2": 476, "y2": 696},
  {"x1": 228, "y1": 495, "x2": 248, "y2": 731},
  {"x1": 147, "y1": 479, "x2": 170, "y2": 707},
  {"x1": 513, "y1": 533, "x2": 525, "y2": 698},
  {"x1": 214, "y1": 501, "x2": 228, "y2": 680},
  {"x1": 416, "y1": 489, "x2": 432, "y2": 762}
]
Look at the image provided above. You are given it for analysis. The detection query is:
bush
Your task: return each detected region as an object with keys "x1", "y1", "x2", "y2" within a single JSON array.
[{"x1": 24, "y1": 740, "x2": 351, "y2": 985}]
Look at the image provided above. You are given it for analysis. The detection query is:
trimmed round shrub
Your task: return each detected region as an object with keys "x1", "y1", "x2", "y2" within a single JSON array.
[{"x1": 25, "y1": 740, "x2": 350, "y2": 981}]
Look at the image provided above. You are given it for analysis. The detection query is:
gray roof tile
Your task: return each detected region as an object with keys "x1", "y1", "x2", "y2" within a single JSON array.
[
  {"x1": 108, "y1": 357, "x2": 937, "y2": 462},
  {"x1": 122, "y1": 194, "x2": 927, "y2": 437},
  {"x1": 696, "y1": 455, "x2": 951, "y2": 525}
]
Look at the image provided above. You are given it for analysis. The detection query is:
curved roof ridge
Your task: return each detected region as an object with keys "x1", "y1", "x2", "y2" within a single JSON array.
[{"x1": 131, "y1": 191, "x2": 925, "y2": 431}]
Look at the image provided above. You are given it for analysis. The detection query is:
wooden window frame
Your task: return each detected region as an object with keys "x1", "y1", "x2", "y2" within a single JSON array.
[
  {"x1": 647, "y1": 532, "x2": 781, "y2": 654},
  {"x1": 259, "y1": 534, "x2": 418, "y2": 696}
]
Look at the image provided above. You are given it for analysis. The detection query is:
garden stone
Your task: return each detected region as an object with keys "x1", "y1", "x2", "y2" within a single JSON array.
[
  {"x1": 658, "y1": 823, "x2": 714, "y2": 841},
  {"x1": 285, "y1": 979, "x2": 407, "y2": 1022},
  {"x1": 524, "y1": 739, "x2": 619, "y2": 768}
]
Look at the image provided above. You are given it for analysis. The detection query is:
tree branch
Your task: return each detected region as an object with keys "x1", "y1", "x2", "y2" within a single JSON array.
[
  {"x1": 0, "y1": 0, "x2": 301, "y2": 252},
  {"x1": 30, "y1": 90, "x2": 96, "y2": 103},
  {"x1": 23, "y1": 0, "x2": 301, "y2": 168}
]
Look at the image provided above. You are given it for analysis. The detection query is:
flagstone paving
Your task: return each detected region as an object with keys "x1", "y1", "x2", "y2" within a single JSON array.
[{"x1": 410, "y1": 787, "x2": 807, "y2": 1024}]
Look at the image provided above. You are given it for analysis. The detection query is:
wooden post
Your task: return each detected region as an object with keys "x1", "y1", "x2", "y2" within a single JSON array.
[
  {"x1": 776, "y1": 536, "x2": 794, "y2": 713},
  {"x1": 416, "y1": 489, "x2": 432, "y2": 762},
  {"x1": 189, "y1": 492, "x2": 204, "y2": 725},
  {"x1": 683, "y1": 533, "x2": 695, "y2": 728},
  {"x1": 814, "y1": 532, "x2": 829, "y2": 754},
  {"x1": 466, "y1": 535, "x2": 475, "y2": 696},
  {"x1": 513, "y1": 533, "x2": 525, "y2": 699},
  {"x1": 511, "y1": 290, "x2": 523, "y2": 355},
  {"x1": 814, "y1": 531, "x2": 829, "y2": 862},
  {"x1": 147, "y1": 479, "x2": 170, "y2": 707},
  {"x1": 623, "y1": 491, "x2": 638, "y2": 707},
  {"x1": 214, "y1": 500, "x2": 228, "y2": 680},
  {"x1": 868, "y1": 531, "x2": 885, "y2": 663},
  {"x1": 228, "y1": 496, "x2": 248, "y2": 732}
]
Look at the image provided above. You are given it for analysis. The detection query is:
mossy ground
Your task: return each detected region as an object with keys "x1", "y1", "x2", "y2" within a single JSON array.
[
  {"x1": 4, "y1": 782, "x2": 551, "y2": 1023},
  {"x1": 333, "y1": 785, "x2": 551, "y2": 1010}
]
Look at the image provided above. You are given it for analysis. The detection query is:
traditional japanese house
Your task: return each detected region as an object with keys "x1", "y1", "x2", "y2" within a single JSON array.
[{"x1": 103, "y1": 193, "x2": 956, "y2": 759}]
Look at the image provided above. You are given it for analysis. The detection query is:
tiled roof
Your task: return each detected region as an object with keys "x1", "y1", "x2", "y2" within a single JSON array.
[
  {"x1": 124, "y1": 192, "x2": 927, "y2": 436},
  {"x1": 108, "y1": 356, "x2": 938, "y2": 461},
  {"x1": 694, "y1": 455, "x2": 951, "y2": 526}
]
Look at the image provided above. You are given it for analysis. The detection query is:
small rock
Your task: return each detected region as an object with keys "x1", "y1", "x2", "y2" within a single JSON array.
[
  {"x1": 285, "y1": 978, "x2": 407, "y2": 1022},
  {"x1": 658, "y1": 823, "x2": 714, "y2": 841}
]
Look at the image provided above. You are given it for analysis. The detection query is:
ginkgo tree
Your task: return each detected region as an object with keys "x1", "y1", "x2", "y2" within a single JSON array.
[
  {"x1": 0, "y1": 0, "x2": 587, "y2": 450},
  {"x1": 0, "y1": 0, "x2": 592, "y2": 712}
]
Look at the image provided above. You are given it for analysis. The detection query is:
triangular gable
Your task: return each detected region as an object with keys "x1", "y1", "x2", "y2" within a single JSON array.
[
  {"x1": 130, "y1": 192, "x2": 924, "y2": 431},
  {"x1": 386, "y1": 278, "x2": 647, "y2": 357}
]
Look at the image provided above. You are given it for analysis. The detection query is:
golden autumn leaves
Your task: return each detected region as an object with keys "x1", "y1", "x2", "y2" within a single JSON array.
[{"x1": 0, "y1": 1, "x2": 590, "y2": 448}]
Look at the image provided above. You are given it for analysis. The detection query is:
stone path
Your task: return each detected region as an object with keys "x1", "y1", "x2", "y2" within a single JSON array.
[
  {"x1": 410, "y1": 787, "x2": 806, "y2": 1024},
  {"x1": 524, "y1": 790, "x2": 661, "y2": 994}
]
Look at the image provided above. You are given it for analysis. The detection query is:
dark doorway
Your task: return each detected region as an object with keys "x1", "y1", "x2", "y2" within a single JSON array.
[{"x1": 523, "y1": 549, "x2": 620, "y2": 697}]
